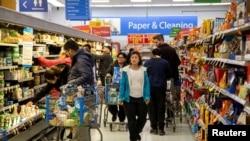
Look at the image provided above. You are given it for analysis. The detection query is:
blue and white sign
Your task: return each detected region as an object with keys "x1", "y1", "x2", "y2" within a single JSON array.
[
  {"x1": 19, "y1": 0, "x2": 48, "y2": 12},
  {"x1": 120, "y1": 16, "x2": 197, "y2": 35},
  {"x1": 66, "y1": 0, "x2": 91, "y2": 21}
]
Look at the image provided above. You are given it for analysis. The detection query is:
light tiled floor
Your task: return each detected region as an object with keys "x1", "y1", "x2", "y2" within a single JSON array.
[{"x1": 89, "y1": 105, "x2": 195, "y2": 141}]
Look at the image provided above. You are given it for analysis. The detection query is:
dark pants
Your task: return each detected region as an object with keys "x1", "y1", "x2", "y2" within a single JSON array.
[
  {"x1": 148, "y1": 87, "x2": 166, "y2": 130},
  {"x1": 100, "y1": 75, "x2": 105, "y2": 86},
  {"x1": 123, "y1": 97, "x2": 147, "y2": 141},
  {"x1": 108, "y1": 105, "x2": 126, "y2": 122}
]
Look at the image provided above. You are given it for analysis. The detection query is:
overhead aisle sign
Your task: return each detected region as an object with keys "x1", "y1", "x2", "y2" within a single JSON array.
[
  {"x1": 66, "y1": 0, "x2": 91, "y2": 21},
  {"x1": 19, "y1": 0, "x2": 48, "y2": 12}
]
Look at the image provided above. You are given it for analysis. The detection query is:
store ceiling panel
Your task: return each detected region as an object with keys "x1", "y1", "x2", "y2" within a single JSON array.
[{"x1": 53, "y1": 0, "x2": 234, "y2": 7}]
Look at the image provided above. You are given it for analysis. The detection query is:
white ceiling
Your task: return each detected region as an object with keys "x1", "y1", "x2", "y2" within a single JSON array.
[{"x1": 54, "y1": 0, "x2": 234, "y2": 7}]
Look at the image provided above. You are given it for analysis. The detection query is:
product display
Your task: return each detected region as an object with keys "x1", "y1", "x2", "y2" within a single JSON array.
[{"x1": 175, "y1": 1, "x2": 250, "y2": 141}]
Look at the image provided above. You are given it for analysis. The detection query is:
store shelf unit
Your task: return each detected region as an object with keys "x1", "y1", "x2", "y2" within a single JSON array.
[
  {"x1": 0, "y1": 7, "x2": 109, "y2": 43},
  {"x1": 0, "y1": 5, "x2": 110, "y2": 141}
]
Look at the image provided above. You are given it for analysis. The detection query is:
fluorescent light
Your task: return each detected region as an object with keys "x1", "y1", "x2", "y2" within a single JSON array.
[
  {"x1": 48, "y1": 0, "x2": 65, "y2": 7},
  {"x1": 92, "y1": 0, "x2": 110, "y2": 3},
  {"x1": 173, "y1": 0, "x2": 193, "y2": 2},
  {"x1": 91, "y1": 3, "x2": 230, "y2": 7},
  {"x1": 131, "y1": 0, "x2": 151, "y2": 2}
]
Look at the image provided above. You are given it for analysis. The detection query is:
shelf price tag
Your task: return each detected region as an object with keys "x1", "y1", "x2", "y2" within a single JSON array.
[
  {"x1": 143, "y1": 34, "x2": 157, "y2": 44},
  {"x1": 127, "y1": 34, "x2": 144, "y2": 44}
]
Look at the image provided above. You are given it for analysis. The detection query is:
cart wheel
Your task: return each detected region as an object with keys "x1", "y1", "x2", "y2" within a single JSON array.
[
  {"x1": 110, "y1": 124, "x2": 113, "y2": 131},
  {"x1": 103, "y1": 120, "x2": 106, "y2": 127},
  {"x1": 173, "y1": 125, "x2": 176, "y2": 132}
]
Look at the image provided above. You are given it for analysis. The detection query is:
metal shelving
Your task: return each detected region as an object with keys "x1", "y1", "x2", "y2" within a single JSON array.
[{"x1": 0, "y1": 6, "x2": 110, "y2": 43}]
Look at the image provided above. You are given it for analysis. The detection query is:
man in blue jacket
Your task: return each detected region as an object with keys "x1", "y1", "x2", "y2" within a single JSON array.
[
  {"x1": 144, "y1": 48, "x2": 172, "y2": 136},
  {"x1": 63, "y1": 39, "x2": 95, "y2": 86}
]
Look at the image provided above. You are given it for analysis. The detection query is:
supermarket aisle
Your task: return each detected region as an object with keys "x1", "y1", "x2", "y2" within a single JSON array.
[{"x1": 89, "y1": 104, "x2": 195, "y2": 141}]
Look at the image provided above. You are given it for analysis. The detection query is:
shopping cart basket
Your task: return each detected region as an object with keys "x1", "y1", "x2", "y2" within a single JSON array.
[
  {"x1": 103, "y1": 77, "x2": 128, "y2": 131},
  {"x1": 0, "y1": 130, "x2": 7, "y2": 141}
]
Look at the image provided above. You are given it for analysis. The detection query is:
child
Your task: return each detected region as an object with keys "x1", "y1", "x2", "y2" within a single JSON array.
[{"x1": 118, "y1": 51, "x2": 150, "y2": 141}]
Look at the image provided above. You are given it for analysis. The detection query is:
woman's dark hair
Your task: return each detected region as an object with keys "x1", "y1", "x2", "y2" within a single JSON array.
[
  {"x1": 130, "y1": 51, "x2": 142, "y2": 65},
  {"x1": 64, "y1": 39, "x2": 79, "y2": 51},
  {"x1": 45, "y1": 64, "x2": 65, "y2": 80},
  {"x1": 117, "y1": 52, "x2": 127, "y2": 59}
]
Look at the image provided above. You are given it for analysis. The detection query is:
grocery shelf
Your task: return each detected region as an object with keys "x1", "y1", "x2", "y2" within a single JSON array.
[
  {"x1": 0, "y1": 43, "x2": 19, "y2": 47},
  {"x1": 184, "y1": 23, "x2": 250, "y2": 48},
  {"x1": 205, "y1": 57, "x2": 250, "y2": 66},
  {"x1": 0, "y1": 65, "x2": 19, "y2": 70},
  {"x1": 0, "y1": 103, "x2": 19, "y2": 112},
  {"x1": 6, "y1": 111, "x2": 45, "y2": 134},
  {"x1": 202, "y1": 79, "x2": 247, "y2": 106},
  {"x1": 17, "y1": 94, "x2": 34, "y2": 102},
  {"x1": 204, "y1": 103, "x2": 228, "y2": 125},
  {"x1": 33, "y1": 55, "x2": 59, "y2": 58},
  {"x1": 34, "y1": 83, "x2": 47, "y2": 89},
  {"x1": 0, "y1": 6, "x2": 109, "y2": 43},
  {"x1": 0, "y1": 84, "x2": 19, "y2": 91},
  {"x1": 184, "y1": 87, "x2": 194, "y2": 97}
]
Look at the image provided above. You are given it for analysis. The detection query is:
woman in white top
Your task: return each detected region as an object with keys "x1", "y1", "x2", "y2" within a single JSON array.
[{"x1": 119, "y1": 51, "x2": 150, "y2": 141}]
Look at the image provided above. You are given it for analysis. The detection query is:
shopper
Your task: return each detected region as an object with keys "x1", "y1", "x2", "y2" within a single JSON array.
[
  {"x1": 126, "y1": 48, "x2": 134, "y2": 64},
  {"x1": 36, "y1": 48, "x2": 71, "y2": 67},
  {"x1": 144, "y1": 48, "x2": 172, "y2": 135},
  {"x1": 106, "y1": 52, "x2": 127, "y2": 122},
  {"x1": 119, "y1": 51, "x2": 150, "y2": 141},
  {"x1": 63, "y1": 39, "x2": 95, "y2": 141},
  {"x1": 82, "y1": 43, "x2": 98, "y2": 83},
  {"x1": 26, "y1": 63, "x2": 71, "y2": 140},
  {"x1": 92, "y1": 44, "x2": 113, "y2": 86},
  {"x1": 63, "y1": 39, "x2": 95, "y2": 86},
  {"x1": 153, "y1": 34, "x2": 181, "y2": 119}
]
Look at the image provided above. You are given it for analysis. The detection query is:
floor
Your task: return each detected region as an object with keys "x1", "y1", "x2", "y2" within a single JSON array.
[{"x1": 88, "y1": 105, "x2": 196, "y2": 141}]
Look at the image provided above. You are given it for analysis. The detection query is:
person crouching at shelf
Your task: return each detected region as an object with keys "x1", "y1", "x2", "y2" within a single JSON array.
[
  {"x1": 26, "y1": 63, "x2": 72, "y2": 140},
  {"x1": 106, "y1": 52, "x2": 128, "y2": 123}
]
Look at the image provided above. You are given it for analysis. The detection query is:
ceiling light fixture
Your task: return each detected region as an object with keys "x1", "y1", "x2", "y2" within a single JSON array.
[
  {"x1": 48, "y1": 0, "x2": 65, "y2": 7},
  {"x1": 131, "y1": 0, "x2": 152, "y2": 2},
  {"x1": 91, "y1": 2, "x2": 231, "y2": 7}
]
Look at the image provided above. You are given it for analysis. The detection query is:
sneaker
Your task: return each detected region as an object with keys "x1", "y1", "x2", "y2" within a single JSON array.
[
  {"x1": 112, "y1": 115, "x2": 117, "y2": 122},
  {"x1": 137, "y1": 135, "x2": 141, "y2": 141},
  {"x1": 158, "y1": 130, "x2": 165, "y2": 136},
  {"x1": 67, "y1": 132, "x2": 72, "y2": 139},
  {"x1": 150, "y1": 129, "x2": 158, "y2": 135}
]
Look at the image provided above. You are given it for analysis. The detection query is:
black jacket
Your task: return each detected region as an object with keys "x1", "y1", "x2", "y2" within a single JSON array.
[
  {"x1": 31, "y1": 64, "x2": 70, "y2": 103},
  {"x1": 93, "y1": 53, "x2": 113, "y2": 76},
  {"x1": 158, "y1": 43, "x2": 180, "y2": 81},
  {"x1": 68, "y1": 49, "x2": 94, "y2": 85},
  {"x1": 106, "y1": 60, "x2": 127, "y2": 76}
]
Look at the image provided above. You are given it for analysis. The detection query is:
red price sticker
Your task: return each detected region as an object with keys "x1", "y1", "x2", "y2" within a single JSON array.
[
  {"x1": 144, "y1": 34, "x2": 157, "y2": 44},
  {"x1": 128, "y1": 34, "x2": 144, "y2": 44}
]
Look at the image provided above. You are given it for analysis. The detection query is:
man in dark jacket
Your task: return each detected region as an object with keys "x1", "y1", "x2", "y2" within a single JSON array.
[
  {"x1": 144, "y1": 48, "x2": 172, "y2": 136},
  {"x1": 63, "y1": 39, "x2": 94, "y2": 86},
  {"x1": 153, "y1": 34, "x2": 181, "y2": 120},
  {"x1": 92, "y1": 44, "x2": 113, "y2": 86}
]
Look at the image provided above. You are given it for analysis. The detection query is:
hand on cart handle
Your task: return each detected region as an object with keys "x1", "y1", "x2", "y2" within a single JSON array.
[
  {"x1": 118, "y1": 101, "x2": 123, "y2": 106},
  {"x1": 106, "y1": 73, "x2": 112, "y2": 78},
  {"x1": 145, "y1": 100, "x2": 150, "y2": 105}
]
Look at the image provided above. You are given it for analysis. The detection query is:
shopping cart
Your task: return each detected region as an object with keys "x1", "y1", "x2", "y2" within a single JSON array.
[
  {"x1": 45, "y1": 84, "x2": 103, "y2": 141},
  {"x1": 0, "y1": 130, "x2": 7, "y2": 141},
  {"x1": 103, "y1": 77, "x2": 128, "y2": 131},
  {"x1": 165, "y1": 79, "x2": 182, "y2": 132}
]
